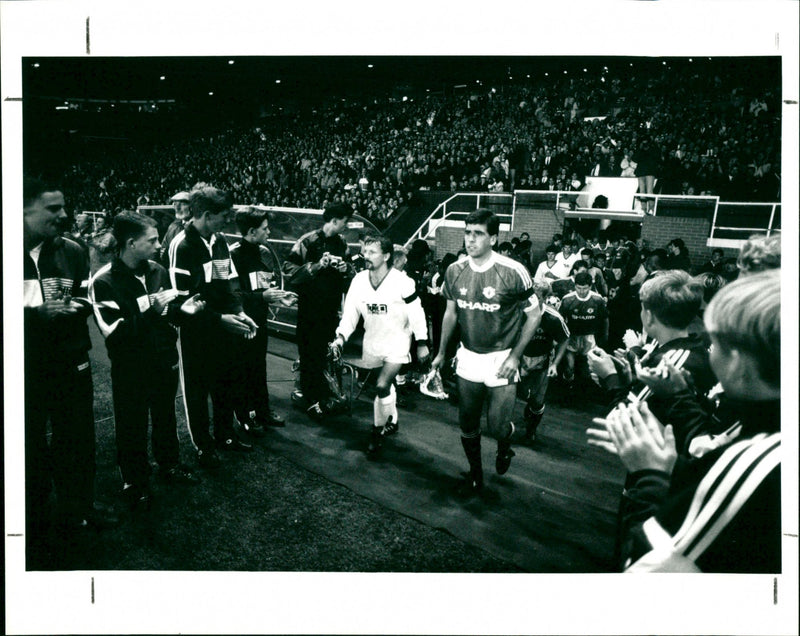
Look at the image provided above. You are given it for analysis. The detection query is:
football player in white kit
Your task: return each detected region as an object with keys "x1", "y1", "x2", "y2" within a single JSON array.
[
  {"x1": 329, "y1": 235, "x2": 430, "y2": 456},
  {"x1": 431, "y1": 209, "x2": 542, "y2": 496}
]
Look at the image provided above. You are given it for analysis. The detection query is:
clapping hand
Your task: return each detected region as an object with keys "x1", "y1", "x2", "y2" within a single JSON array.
[
  {"x1": 636, "y1": 359, "x2": 691, "y2": 397},
  {"x1": 588, "y1": 401, "x2": 677, "y2": 474},
  {"x1": 622, "y1": 329, "x2": 646, "y2": 350},
  {"x1": 150, "y1": 288, "x2": 179, "y2": 314},
  {"x1": 180, "y1": 294, "x2": 206, "y2": 315},
  {"x1": 38, "y1": 298, "x2": 81, "y2": 319},
  {"x1": 587, "y1": 347, "x2": 616, "y2": 379}
]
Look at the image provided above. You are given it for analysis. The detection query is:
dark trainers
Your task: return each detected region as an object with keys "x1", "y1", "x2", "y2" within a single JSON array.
[
  {"x1": 257, "y1": 410, "x2": 285, "y2": 428},
  {"x1": 367, "y1": 425, "x2": 384, "y2": 457},
  {"x1": 291, "y1": 390, "x2": 306, "y2": 409},
  {"x1": 197, "y1": 448, "x2": 221, "y2": 470},
  {"x1": 218, "y1": 437, "x2": 254, "y2": 453},
  {"x1": 455, "y1": 471, "x2": 483, "y2": 497},
  {"x1": 496, "y1": 440, "x2": 515, "y2": 475},
  {"x1": 122, "y1": 484, "x2": 151, "y2": 512},
  {"x1": 382, "y1": 415, "x2": 398, "y2": 436},
  {"x1": 162, "y1": 464, "x2": 201, "y2": 484},
  {"x1": 306, "y1": 402, "x2": 325, "y2": 422},
  {"x1": 241, "y1": 417, "x2": 266, "y2": 437}
]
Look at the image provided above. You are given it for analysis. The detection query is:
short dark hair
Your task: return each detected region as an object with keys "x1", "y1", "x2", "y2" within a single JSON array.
[
  {"x1": 571, "y1": 260, "x2": 589, "y2": 275},
  {"x1": 235, "y1": 207, "x2": 269, "y2": 236},
  {"x1": 581, "y1": 247, "x2": 594, "y2": 257},
  {"x1": 363, "y1": 233, "x2": 394, "y2": 266},
  {"x1": 545, "y1": 243, "x2": 559, "y2": 255},
  {"x1": 24, "y1": 176, "x2": 62, "y2": 207},
  {"x1": 322, "y1": 202, "x2": 353, "y2": 223},
  {"x1": 639, "y1": 270, "x2": 703, "y2": 329},
  {"x1": 574, "y1": 271, "x2": 593, "y2": 286},
  {"x1": 189, "y1": 185, "x2": 233, "y2": 219},
  {"x1": 112, "y1": 211, "x2": 157, "y2": 248},
  {"x1": 498, "y1": 241, "x2": 513, "y2": 253},
  {"x1": 464, "y1": 208, "x2": 500, "y2": 236}
]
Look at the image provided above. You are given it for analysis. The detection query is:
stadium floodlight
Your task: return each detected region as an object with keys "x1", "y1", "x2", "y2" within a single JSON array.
[
  {"x1": 208, "y1": 91, "x2": 214, "y2": 96},
  {"x1": 160, "y1": 76, "x2": 165, "y2": 80},
  {"x1": 367, "y1": 64, "x2": 374, "y2": 68},
  {"x1": 275, "y1": 79, "x2": 281, "y2": 84},
  {"x1": 33, "y1": 63, "x2": 40, "y2": 68},
  {"x1": 228, "y1": 60, "x2": 235, "y2": 65}
]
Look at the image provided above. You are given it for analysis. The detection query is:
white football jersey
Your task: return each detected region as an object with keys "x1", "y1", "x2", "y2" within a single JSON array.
[{"x1": 337, "y1": 268, "x2": 428, "y2": 358}]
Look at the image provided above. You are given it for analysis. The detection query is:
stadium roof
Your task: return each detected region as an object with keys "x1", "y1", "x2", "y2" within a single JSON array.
[{"x1": 23, "y1": 55, "x2": 781, "y2": 102}]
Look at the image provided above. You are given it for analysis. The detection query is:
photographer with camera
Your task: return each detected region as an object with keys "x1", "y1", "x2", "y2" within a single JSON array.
[{"x1": 283, "y1": 202, "x2": 353, "y2": 421}]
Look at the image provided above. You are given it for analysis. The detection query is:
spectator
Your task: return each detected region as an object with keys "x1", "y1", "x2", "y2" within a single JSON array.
[
  {"x1": 697, "y1": 247, "x2": 725, "y2": 276},
  {"x1": 736, "y1": 234, "x2": 780, "y2": 275},
  {"x1": 665, "y1": 238, "x2": 691, "y2": 272},
  {"x1": 553, "y1": 238, "x2": 581, "y2": 279},
  {"x1": 229, "y1": 208, "x2": 295, "y2": 435},
  {"x1": 24, "y1": 177, "x2": 118, "y2": 567},
  {"x1": 90, "y1": 212, "x2": 200, "y2": 511},
  {"x1": 590, "y1": 270, "x2": 780, "y2": 572},
  {"x1": 160, "y1": 191, "x2": 192, "y2": 267},
  {"x1": 168, "y1": 185, "x2": 259, "y2": 469}
]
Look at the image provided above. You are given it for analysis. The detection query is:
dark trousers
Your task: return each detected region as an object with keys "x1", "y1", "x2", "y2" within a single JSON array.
[
  {"x1": 111, "y1": 361, "x2": 180, "y2": 486},
  {"x1": 25, "y1": 356, "x2": 96, "y2": 535},
  {"x1": 296, "y1": 306, "x2": 338, "y2": 405},
  {"x1": 231, "y1": 327, "x2": 271, "y2": 420},
  {"x1": 177, "y1": 328, "x2": 238, "y2": 452}
]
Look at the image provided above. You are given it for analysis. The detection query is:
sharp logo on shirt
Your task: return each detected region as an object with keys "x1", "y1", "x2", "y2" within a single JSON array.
[
  {"x1": 366, "y1": 303, "x2": 388, "y2": 314},
  {"x1": 587, "y1": 308, "x2": 594, "y2": 314},
  {"x1": 459, "y1": 287, "x2": 467, "y2": 295},
  {"x1": 482, "y1": 286, "x2": 496, "y2": 299},
  {"x1": 457, "y1": 299, "x2": 501, "y2": 312}
]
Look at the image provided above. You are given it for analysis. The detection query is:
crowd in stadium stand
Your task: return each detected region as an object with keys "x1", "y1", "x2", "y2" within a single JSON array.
[{"x1": 58, "y1": 62, "x2": 779, "y2": 223}]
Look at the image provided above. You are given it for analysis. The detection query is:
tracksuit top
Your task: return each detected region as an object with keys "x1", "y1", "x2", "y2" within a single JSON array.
[
  {"x1": 229, "y1": 239, "x2": 278, "y2": 326},
  {"x1": 622, "y1": 398, "x2": 780, "y2": 573},
  {"x1": 89, "y1": 258, "x2": 181, "y2": 368},
  {"x1": 168, "y1": 222, "x2": 242, "y2": 336},
  {"x1": 24, "y1": 235, "x2": 92, "y2": 367}
]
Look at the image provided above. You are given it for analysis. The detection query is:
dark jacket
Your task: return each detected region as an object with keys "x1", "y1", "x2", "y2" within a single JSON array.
[
  {"x1": 229, "y1": 239, "x2": 278, "y2": 326},
  {"x1": 24, "y1": 235, "x2": 92, "y2": 368},
  {"x1": 89, "y1": 258, "x2": 182, "y2": 368},
  {"x1": 283, "y1": 229, "x2": 351, "y2": 318},
  {"x1": 621, "y1": 397, "x2": 780, "y2": 573},
  {"x1": 601, "y1": 334, "x2": 715, "y2": 452},
  {"x1": 167, "y1": 222, "x2": 242, "y2": 336}
]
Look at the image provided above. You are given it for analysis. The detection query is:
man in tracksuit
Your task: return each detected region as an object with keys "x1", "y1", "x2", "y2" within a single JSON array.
[
  {"x1": 90, "y1": 212, "x2": 200, "y2": 510},
  {"x1": 23, "y1": 177, "x2": 117, "y2": 566},
  {"x1": 229, "y1": 207, "x2": 295, "y2": 435},
  {"x1": 168, "y1": 185, "x2": 259, "y2": 469}
]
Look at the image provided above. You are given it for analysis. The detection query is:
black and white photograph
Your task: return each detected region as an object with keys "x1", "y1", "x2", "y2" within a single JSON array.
[{"x1": 3, "y1": 1, "x2": 798, "y2": 634}]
